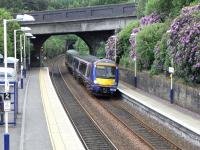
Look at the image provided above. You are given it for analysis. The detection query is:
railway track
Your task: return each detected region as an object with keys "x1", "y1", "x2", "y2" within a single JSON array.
[
  {"x1": 98, "y1": 99, "x2": 181, "y2": 150},
  {"x1": 49, "y1": 55, "x2": 182, "y2": 150},
  {"x1": 50, "y1": 57, "x2": 116, "y2": 150}
]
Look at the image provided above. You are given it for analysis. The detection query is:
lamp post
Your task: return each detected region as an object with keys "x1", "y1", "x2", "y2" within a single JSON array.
[
  {"x1": 14, "y1": 27, "x2": 31, "y2": 72},
  {"x1": 24, "y1": 33, "x2": 35, "y2": 70},
  {"x1": 29, "y1": 36, "x2": 36, "y2": 69},
  {"x1": 3, "y1": 14, "x2": 34, "y2": 150},
  {"x1": 23, "y1": 34, "x2": 26, "y2": 78},
  {"x1": 14, "y1": 27, "x2": 31, "y2": 89},
  {"x1": 20, "y1": 34, "x2": 23, "y2": 89},
  {"x1": 133, "y1": 56, "x2": 137, "y2": 87},
  {"x1": 169, "y1": 59, "x2": 174, "y2": 104},
  {"x1": 167, "y1": 29, "x2": 174, "y2": 104},
  {"x1": 114, "y1": 35, "x2": 117, "y2": 63},
  {"x1": 114, "y1": 28, "x2": 120, "y2": 63},
  {"x1": 23, "y1": 29, "x2": 32, "y2": 78},
  {"x1": 130, "y1": 33, "x2": 137, "y2": 87}
]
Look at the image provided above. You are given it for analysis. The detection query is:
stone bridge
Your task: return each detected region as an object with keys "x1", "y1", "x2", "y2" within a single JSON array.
[{"x1": 19, "y1": 3, "x2": 137, "y2": 66}]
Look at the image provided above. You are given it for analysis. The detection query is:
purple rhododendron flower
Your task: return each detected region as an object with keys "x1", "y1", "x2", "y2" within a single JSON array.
[
  {"x1": 105, "y1": 35, "x2": 119, "y2": 61},
  {"x1": 140, "y1": 12, "x2": 161, "y2": 27},
  {"x1": 167, "y1": 3, "x2": 200, "y2": 83}
]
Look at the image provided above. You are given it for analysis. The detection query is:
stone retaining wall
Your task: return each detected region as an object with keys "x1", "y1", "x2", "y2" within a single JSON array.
[{"x1": 120, "y1": 67, "x2": 200, "y2": 114}]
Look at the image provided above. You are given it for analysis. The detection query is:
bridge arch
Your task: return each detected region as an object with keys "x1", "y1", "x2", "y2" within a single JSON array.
[{"x1": 30, "y1": 30, "x2": 114, "y2": 67}]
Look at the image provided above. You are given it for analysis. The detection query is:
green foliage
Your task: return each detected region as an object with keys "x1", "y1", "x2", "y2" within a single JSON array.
[
  {"x1": 145, "y1": 0, "x2": 173, "y2": 19},
  {"x1": 118, "y1": 20, "x2": 139, "y2": 62},
  {"x1": 136, "y1": 23, "x2": 168, "y2": 70},
  {"x1": 190, "y1": 0, "x2": 200, "y2": 5},
  {"x1": 47, "y1": 0, "x2": 131, "y2": 10},
  {"x1": 119, "y1": 51, "x2": 130, "y2": 68},
  {"x1": 44, "y1": 35, "x2": 65, "y2": 58},
  {"x1": 170, "y1": 0, "x2": 190, "y2": 16},
  {"x1": 23, "y1": 0, "x2": 49, "y2": 11},
  {"x1": 0, "y1": 0, "x2": 22, "y2": 11},
  {"x1": 96, "y1": 42, "x2": 106, "y2": 58},
  {"x1": 0, "y1": 8, "x2": 20, "y2": 56},
  {"x1": 136, "y1": 0, "x2": 147, "y2": 18},
  {"x1": 150, "y1": 33, "x2": 170, "y2": 75},
  {"x1": 144, "y1": 0, "x2": 198, "y2": 19},
  {"x1": 74, "y1": 37, "x2": 89, "y2": 55}
]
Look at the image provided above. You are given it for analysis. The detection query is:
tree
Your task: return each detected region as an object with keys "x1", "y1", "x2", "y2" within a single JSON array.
[
  {"x1": 22, "y1": 0, "x2": 49, "y2": 11},
  {"x1": 0, "y1": 8, "x2": 20, "y2": 56}
]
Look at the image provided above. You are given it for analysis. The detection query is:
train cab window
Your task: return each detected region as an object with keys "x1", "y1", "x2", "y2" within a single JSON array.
[
  {"x1": 79, "y1": 62, "x2": 87, "y2": 75},
  {"x1": 96, "y1": 65, "x2": 116, "y2": 79}
]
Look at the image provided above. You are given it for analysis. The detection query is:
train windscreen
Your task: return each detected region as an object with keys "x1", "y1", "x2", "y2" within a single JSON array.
[{"x1": 96, "y1": 65, "x2": 116, "y2": 79}]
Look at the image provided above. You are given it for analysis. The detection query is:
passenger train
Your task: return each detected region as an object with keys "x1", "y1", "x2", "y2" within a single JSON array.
[{"x1": 65, "y1": 49, "x2": 119, "y2": 95}]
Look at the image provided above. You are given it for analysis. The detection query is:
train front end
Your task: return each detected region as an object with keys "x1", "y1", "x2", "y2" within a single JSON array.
[{"x1": 92, "y1": 59, "x2": 119, "y2": 95}]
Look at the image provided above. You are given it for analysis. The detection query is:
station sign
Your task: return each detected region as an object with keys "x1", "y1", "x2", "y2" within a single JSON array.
[
  {"x1": 4, "y1": 100, "x2": 11, "y2": 112},
  {"x1": 169, "y1": 67, "x2": 174, "y2": 74}
]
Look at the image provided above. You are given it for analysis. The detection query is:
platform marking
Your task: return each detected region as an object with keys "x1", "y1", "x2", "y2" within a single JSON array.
[
  {"x1": 19, "y1": 74, "x2": 31, "y2": 150},
  {"x1": 40, "y1": 69, "x2": 58, "y2": 150}
]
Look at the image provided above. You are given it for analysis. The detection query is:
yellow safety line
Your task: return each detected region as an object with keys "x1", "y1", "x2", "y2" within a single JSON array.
[
  {"x1": 39, "y1": 68, "x2": 56, "y2": 150},
  {"x1": 40, "y1": 68, "x2": 66, "y2": 150}
]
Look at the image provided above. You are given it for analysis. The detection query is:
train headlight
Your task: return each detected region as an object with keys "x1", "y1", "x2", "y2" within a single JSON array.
[{"x1": 94, "y1": 80, "x2": 98, "y2": 84}]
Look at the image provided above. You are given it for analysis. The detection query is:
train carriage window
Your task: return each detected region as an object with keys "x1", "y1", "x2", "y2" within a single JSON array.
[
  {"x1": 79, "y1": 62, "x2": 87, "y2": 75},
  {"x1": 86, "y1": 65, "x2": 91, "y2": 78},
  {"x1": 69, "y1": 56, "x2": 72, "y2": 65},
  {"x1": 74, "y1": 59, "x2": 79, "y2": 69}
]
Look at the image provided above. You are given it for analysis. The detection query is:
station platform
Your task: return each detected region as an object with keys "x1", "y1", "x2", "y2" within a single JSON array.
[
  {"x1": 118, "y1": 81, "x2": 200, "y2": 137},
  {"x1": 0, "y1": 68, "x2": 85, "y2": 150}
]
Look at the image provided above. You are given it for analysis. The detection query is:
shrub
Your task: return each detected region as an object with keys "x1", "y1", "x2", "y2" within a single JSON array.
[
  {"x1": 140, "y1": 12, "x2": 162, "y2": 27},
  {"x1": 136, "y1": 0, "x2": 147, "y2": 19},
  {"x1": 171, "y1": 0, "x2": 193, "y2": 16},
  {"x1": 145, "y1": 0, "x2": 197, "y2": 19},
  {"x1": 117, "y1": 20, "x2": 139, "y2": 62},
  {"x1": 119, "y1": 52, "x2": 130, "y2": 68},
  {"x1": 167, "y1": 4, "x2": 200, "y2": 83},
  {"x1": 136, "y1": 23, "x2": 168, "y2": 70},
  {"x1": 129, "y1": 12, "x2": 162, "y2": 62},
  {"x1": 105, "y1": 35, "x2": 119, "y2": 61},
  {"x1": 151, "y1": 33, "x2": 170, "y2": 74},
  {"x1": 129, "y1": 27, "x2": 141, "y2": 60}
]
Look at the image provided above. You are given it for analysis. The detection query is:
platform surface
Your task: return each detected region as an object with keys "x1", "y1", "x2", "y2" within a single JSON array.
[
  {"x1": 39, "y1": 67, "x2": 85, "y2": 150},
  {"x1": 0, "y1": 68, "x2": 85, "y2": 150},
  {"x1": 0, "y1": 69, "x2": 52, "y2": 150},
  {"x1": 118, "y1": 81, "x2": 200, "y2": 136}
]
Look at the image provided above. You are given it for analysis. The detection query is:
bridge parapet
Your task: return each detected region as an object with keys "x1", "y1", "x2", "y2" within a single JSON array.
[{"x1": 21, "y1": 3, "x2": 136, "y2": 24}]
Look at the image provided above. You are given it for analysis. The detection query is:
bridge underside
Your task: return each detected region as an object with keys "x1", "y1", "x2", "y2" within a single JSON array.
[
  {"x1": 29, "y1": 17, "x2": 135, "y2": 67},
  {"x1": 30, "y1": 30, "x2": 114, "y2": 67}
]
